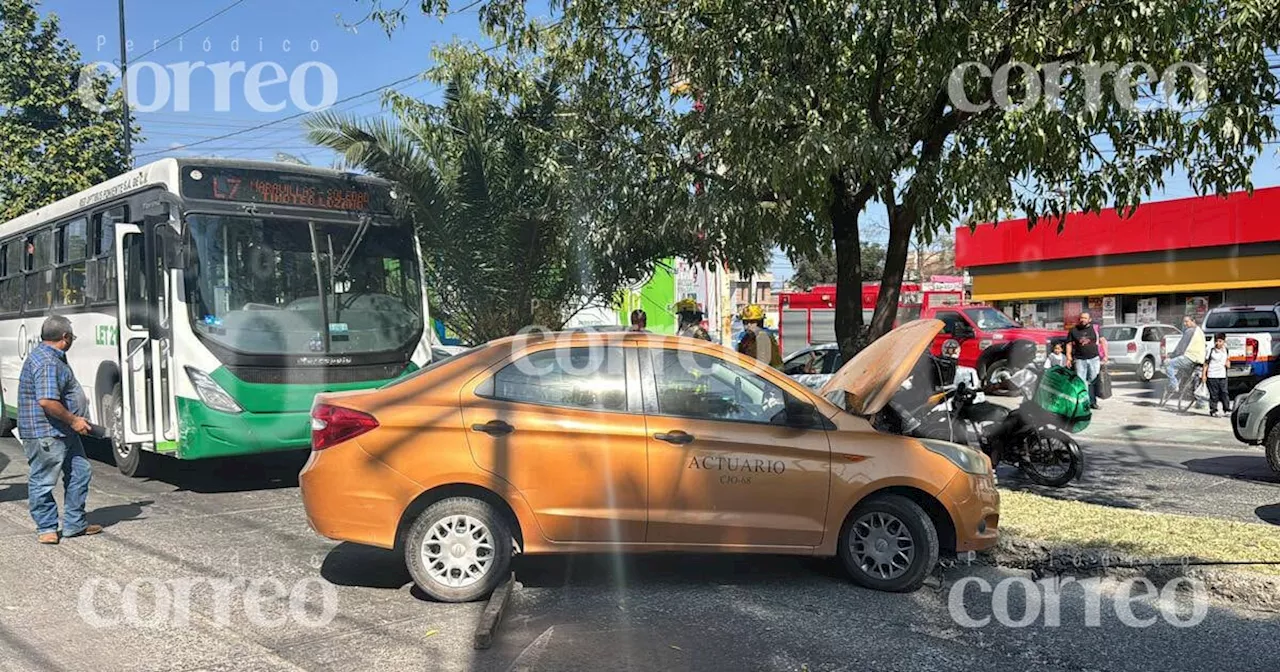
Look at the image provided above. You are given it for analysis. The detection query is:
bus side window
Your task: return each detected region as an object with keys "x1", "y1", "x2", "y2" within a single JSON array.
[
  {"x1": 54, "y1": 217, "x2": 88, "y2": 308},
  {"x1": 24, "y1": 229, "x2": 54, "y2": 312},
  {"x1": 87, "y1": 206, "x2": 127, "y2": 304},
  {"x1": 0, "y1": 242, "x2": 20, "y2": 315}
]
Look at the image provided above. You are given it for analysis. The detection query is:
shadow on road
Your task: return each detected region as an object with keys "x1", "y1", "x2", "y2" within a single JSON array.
[
  {"x1": 1183, "y1": 456, "x2": 1280, "y2": 485},
  {"x1": 1256, "y1": 504, "x2": 1280, "y2": 526},
  {"x1": 321, "y1": 542, "x2": 413, "y2": 590},
  {"x1": 318, "y1": 543, "x2": 845, "y2": 599},
  {"x1": 88, "y1": 498, "x2": 155, "y2": 528}
]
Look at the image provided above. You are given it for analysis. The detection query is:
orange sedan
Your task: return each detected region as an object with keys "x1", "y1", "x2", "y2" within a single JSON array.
[{"x1": 300, "y1": 320, "x2": 999, "y2": 601}]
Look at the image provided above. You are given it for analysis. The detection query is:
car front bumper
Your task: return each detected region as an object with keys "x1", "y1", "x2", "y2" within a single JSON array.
[{"x1": 941, "y1": 470, "x2": 1001, "y2": 553}]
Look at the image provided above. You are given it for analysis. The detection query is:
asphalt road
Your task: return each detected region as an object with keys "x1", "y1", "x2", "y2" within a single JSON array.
[{"x1": 1, "y1": 437, "x2": 1278, "y2": 672}]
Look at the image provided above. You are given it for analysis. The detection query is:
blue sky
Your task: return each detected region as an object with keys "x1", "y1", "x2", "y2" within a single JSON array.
[{"x1": 39, "y1": 1, "x2": 1280, "y2": 280}]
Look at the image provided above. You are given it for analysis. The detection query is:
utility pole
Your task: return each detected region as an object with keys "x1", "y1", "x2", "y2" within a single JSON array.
[{"x1": 117, "y1": 0, "x2": 132, "y2": 166}]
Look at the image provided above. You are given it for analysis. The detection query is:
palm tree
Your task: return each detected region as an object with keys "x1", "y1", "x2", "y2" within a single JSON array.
[{"x1": 305, "y1": 77, "x2": 594, "y2": 344}]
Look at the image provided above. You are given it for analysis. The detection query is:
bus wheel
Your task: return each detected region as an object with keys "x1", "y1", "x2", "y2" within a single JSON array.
[{"x1": 103, "y1": 384, "x2": 149, "y2": 478}]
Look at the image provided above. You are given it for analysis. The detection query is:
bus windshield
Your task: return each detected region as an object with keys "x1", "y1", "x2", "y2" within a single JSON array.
[{"x1": 184, "y1": 214, "x2": 423, "y2": 355}]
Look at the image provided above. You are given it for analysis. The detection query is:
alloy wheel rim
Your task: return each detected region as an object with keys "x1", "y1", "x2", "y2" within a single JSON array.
[
  {"x1": 850, "y1": 511, "x2": 915, "y2": 580},
  {"x1": 1142, "y1": 360, "x2": 1154, "y2": 379},
  {"x1": 421, "y1": 514, "x2": 495, "y2": 588}
]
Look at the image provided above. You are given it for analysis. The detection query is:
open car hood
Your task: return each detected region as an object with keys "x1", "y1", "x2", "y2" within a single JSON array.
[{"x1": 818, "y1": 319, "x2": 944, "y2": 416}]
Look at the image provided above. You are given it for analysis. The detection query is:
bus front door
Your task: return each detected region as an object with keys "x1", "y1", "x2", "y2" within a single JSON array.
[{"x1": 113, "y1": 217, "x2": 176, "y2": 474}]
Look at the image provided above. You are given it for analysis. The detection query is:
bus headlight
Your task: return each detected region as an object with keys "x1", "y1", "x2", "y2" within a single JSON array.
[
  {"x1": 185, "y1": 367, "x2": 244, "y2": 414},
  {"x1": 920, "y1": 439, "x2": 990, "y2": 475}
]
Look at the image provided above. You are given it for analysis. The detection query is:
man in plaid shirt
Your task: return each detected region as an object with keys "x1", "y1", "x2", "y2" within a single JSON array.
[{"x1": 18, "y1": 315, "x2": 100, "y2": 545}]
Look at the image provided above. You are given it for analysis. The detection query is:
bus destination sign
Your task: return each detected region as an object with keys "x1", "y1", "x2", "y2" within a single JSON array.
[{"x1": 181, "y1": 166, "x2": 392, "y2": 214}]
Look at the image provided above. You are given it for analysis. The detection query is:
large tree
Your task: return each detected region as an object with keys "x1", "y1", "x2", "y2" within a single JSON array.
[
  {"x1": 0, "y1": 0, "x2": 134, "y2": 220},
  {"x1": 360, "y1": 0, "x2": 1280, "y2": 361},
  {"x1": 306, "y1": 68, "x2": 683, "y2": 343},
  {"x1": 792, "y1": 241, "x2": 885, "y2": 289}
]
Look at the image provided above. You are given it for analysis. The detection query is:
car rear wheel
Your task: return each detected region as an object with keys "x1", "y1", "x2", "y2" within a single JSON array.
[
  {"x1": 1139, "y1": 357, "x2": 1156, "y2": 382},
  {"x1": 404, "y1": 497, "x2": 512, "y2": 603},
  {"x1": 1265, "y1": 423, "x2": 1280, "y2": 474},
  {"x1": 838, "y1": 494, "x2": 939, "y2": 593}
]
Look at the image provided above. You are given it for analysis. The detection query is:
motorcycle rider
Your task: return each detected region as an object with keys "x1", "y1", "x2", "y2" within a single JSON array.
[
  {"x1": 675, "y1": 298, "x2": 711, "y2": 341},
  {"x1": 737, "y1": 304, "x2": 782, "y2": 369}
]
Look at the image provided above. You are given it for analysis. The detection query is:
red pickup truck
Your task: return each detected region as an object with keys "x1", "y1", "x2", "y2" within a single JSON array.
[{"x1": 920, "y1": 304, "x2": 1063, "y2": 383}]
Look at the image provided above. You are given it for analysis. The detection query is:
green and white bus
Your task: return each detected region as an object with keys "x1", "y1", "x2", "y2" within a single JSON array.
[{"x1": 0, "y1": 159, "x2": 431, "y2": 476}]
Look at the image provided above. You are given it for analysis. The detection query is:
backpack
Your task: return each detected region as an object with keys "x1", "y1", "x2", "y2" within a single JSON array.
[{"x1": 1034, "y1": 365, "x2": 1092, "y2": 432}]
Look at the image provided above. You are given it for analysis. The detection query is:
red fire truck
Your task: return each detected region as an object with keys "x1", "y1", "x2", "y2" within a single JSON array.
[{"x1": 776, "y1": 282, "x2": 964, "y2": 355}]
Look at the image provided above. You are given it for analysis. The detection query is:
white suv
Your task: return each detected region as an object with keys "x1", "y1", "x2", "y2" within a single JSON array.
[{"x1": 1232, "y1": 375, "x2": 1280, "y2": 473}]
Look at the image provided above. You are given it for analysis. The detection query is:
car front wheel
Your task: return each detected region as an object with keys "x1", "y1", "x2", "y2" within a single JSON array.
[
  {"x1": 838, "y1": 494, "x2": 940, "y2": 592},
  {"x1": 404, "y1": 497, "x2": 513, "y2": 603},
  {"x1": 1265, "y1": 423, "x2": 1280, "y2": 474}
]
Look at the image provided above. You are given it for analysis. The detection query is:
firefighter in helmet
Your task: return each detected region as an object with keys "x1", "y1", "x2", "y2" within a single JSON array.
[
  {"x1": 674, "y1": 297, "x2": 711, "y2": 341},
  {"x1": 737, "y1": 304, "x2": 782, "y2": 368}
]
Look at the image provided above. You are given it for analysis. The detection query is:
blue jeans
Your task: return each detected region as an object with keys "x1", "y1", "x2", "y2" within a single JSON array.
[
  {"x1": 23, "y1": 435, "x2": 92, "y2": 535},
  {"x1": 1074, "y1": 357, "x2": 1101, "y2": 405},
  {"x1": 1166, "y1": 355, "x2": 1195, "y2": 394}
]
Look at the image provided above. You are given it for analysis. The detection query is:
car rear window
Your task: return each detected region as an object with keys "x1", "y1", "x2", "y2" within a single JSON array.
[
  {"x1": 1205, "y1": 311, "x2": 1280, "y2": 330},
  {"x1": 1101, "y1": 327, "x2": 1136, "y2": 341}
]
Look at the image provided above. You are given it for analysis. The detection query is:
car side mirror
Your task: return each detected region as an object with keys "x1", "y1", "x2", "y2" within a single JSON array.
[{"x1": 784, "y1": 399, "x2": 823, "y2": 428}]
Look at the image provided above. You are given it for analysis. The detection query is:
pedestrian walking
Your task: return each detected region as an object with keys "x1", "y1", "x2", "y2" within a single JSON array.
[
  {"x1": 1065, "y1": 311, "x2": 1107, "y2": 410},
  {"x1": 18, "y1": 315, "x2": 100, "y2": 545},
  {"x1": 1203, "y1": 333, "x2": 1231, "y2": 417}
]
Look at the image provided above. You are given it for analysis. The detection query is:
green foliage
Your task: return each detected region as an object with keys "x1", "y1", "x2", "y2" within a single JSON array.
[
  {"x1": 792, "y1": 242, "x2": 885, "y2": 289},
  {"x1": 306, "y1": 64, "x2": 679, "y2": 343},
  {"x1": 357, "y1": 0, "x2": 1280, "y2": 354},
  {"x1": 0, "y1": 0, "x2": 135, "y2": 221}
]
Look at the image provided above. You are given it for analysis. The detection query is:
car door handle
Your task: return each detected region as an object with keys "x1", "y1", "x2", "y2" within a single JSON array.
[
  {"x1": 653, "y1": 431, "x2": 694, "y2": 445},
  {"x1": 471, "y1": 420, "x2": 514, "y2": 436}
]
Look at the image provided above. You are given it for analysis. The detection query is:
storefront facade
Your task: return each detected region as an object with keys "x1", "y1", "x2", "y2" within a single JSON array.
[{"x1": 955, "y1": 186, "x2": 1280, "y2": 329}]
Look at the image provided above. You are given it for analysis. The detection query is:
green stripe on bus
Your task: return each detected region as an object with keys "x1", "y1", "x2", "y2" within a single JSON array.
[{"x1": 209, "y1": 365, "x2": 412, "y2": 414}]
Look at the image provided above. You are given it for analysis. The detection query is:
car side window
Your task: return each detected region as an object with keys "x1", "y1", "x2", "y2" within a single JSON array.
[
  {"x1": 648, "y1": 349, "x2": 787, "y2": 424},
  {"x1": 782, "y1": 352, "x2": 817, "y2": 375},
  {"x1": 937, "y1": 312, "x2": 963, "y2": 335},
  {"x1": 1142, "y1": 328, "x2": 1162, "y2": 343},
  {"x1": 820, "y1": 350, "x2": 843, "y2": 374},
  {"x1": 485, "y1": 346, "x2": 627, "y2": 412}
]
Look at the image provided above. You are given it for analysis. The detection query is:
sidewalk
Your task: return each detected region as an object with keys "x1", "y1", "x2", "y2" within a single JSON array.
[
  {"x1": 1081, "y1": 372, "x2": 1242, "y2": 447},
  {"x1": 993, "y1": 372, "x2": 1243, "y2": 448}
]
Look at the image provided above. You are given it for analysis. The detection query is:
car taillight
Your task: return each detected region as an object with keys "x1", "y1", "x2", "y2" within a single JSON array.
[
  {"x1": 1160, "y1": 342, "x2": 1167, "y2": 358},
  {"x1": 311, "y1": 403, "x2": 379, "y2": 451},
  {"x1": 1246, "y1": 338, "x2": 1258, "y2": 361},
  {"x1": 1127, "y1": 342, "x2": 1137, "y2": 353}
]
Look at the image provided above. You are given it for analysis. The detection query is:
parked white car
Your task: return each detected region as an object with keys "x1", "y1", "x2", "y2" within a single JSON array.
[
  {"x1": 1231, "y1": 375, "x2": 1280, "y2": 473},
  {"x1": 1101, "y1": 323, "x2": 1179, "y2": 382}
]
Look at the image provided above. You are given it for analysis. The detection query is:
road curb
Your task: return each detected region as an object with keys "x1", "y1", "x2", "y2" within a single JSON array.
[
  {"x1": 473, "y1": 572, "x2": 516, "y2": 650},
  {"x1": 980, "y1": 537, "x2": 1280, "y2": 613}
]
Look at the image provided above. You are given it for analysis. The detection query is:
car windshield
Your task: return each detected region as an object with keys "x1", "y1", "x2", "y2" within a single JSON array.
[
  {"x1": 184, "y1": 214, "x2": 423, "y2": 355},
  {"x1": 1101, "y1": 326, "x2": 1136, "y2": 341},
  {"x1": 963, "y1": 307, "x2": 1019, "y2": 330}
]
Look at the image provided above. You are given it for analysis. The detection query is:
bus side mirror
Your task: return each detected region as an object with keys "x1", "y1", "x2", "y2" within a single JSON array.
[{"x1": 155, "y1": 225, "x2": 183, "y2": 269}]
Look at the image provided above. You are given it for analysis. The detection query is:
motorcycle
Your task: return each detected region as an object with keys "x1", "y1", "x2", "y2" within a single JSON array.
[{"x1": 878, "y1": 345, "x2": 1085, "y2": 487}]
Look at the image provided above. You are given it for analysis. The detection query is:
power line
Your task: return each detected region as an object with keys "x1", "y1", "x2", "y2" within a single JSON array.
[
  {"x1": 138, "y1": 19, "x2": 563, "y2": 160},
  {"x1": 134, "y1": 72, "x2": 422, "y2": 159},
  {"x1": 131, "y1": 0, "x2": 251, "y2": 63}
]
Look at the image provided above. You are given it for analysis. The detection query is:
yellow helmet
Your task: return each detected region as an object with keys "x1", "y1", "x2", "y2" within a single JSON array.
[
  {"x1": 740, "y1": 304, "x2": 766, "y2": 322},
  {"x1": 675, "y1": 297, "x2": 700, "y2": 313}
]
